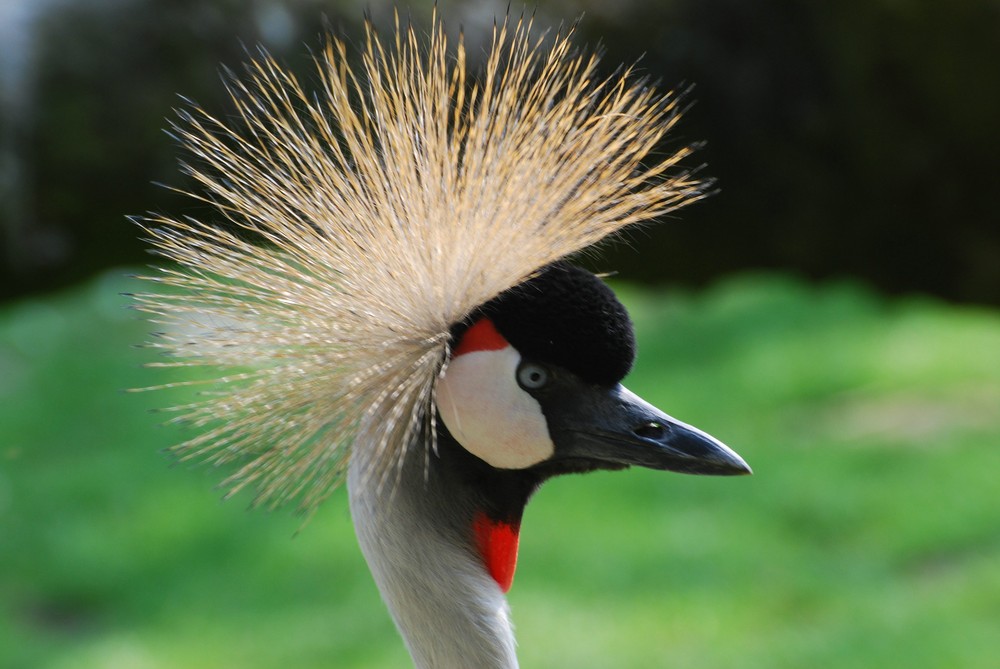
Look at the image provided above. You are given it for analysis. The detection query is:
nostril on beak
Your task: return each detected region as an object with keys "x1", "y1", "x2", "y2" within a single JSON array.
[{"x1": 633, "y1": 421, "x2": 667, "y2": 441}]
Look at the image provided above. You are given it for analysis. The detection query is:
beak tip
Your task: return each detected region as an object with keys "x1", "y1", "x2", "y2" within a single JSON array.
[
  {"x1": 734, "y1": 461, "x2": 753, "y2": 476},
  {"x1": 707, "y1": 456, "x2": 752, "y2": 477},
  {"x1": 717, "y1": 448, "x2": 752, "y2": 476}
]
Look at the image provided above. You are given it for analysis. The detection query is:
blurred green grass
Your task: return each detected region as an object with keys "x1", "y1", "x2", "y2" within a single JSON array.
[{"x1": 2, "y1": 271, "x2": 998, "y2": 668}]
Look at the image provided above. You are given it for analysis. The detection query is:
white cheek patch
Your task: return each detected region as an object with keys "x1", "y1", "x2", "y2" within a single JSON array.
[{"x1": 436, "y1": 347, "x2": 555, "y2": 469}]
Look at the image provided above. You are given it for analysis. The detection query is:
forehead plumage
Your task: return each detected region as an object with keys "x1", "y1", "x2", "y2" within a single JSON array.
[{"x1": 457, "y1": 263, "x2": 636, "y2": 386}]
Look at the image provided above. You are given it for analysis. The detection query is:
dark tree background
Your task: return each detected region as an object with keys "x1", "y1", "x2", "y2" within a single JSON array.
[{"x1": 2, "y1": 0, "x2": 997, "y2": 303}]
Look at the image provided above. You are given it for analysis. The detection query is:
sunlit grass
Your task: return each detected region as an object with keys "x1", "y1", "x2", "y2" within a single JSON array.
[{"x1": 2, "y1": 271, "x2": 998, "y2": 668}]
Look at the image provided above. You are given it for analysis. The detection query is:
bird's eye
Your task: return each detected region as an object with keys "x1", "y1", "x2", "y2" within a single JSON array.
[{"x1": 517, "y1": 362, "x2": 549, "y2": 390}]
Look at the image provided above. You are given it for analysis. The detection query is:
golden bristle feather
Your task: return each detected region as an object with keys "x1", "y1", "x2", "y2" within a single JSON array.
[{"x1": 133, "y1": 11, "x2": 706, "y2": 513}]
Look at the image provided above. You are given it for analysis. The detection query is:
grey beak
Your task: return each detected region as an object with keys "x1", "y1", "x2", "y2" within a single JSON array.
[{"x1": 548, "y1": 383, "x2": 751, "y2": 476}]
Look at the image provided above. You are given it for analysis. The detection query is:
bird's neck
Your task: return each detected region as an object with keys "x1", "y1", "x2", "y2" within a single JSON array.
[{"x1": 348, "y1": 427, "x2": 542, "y2": 669}]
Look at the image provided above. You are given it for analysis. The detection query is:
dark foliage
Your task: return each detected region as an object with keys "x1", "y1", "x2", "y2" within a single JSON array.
[{"x1": 2, "y1": 0, "x2": 997, "y2": 304}]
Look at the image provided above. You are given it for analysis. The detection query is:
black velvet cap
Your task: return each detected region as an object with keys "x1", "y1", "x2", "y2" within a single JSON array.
[{"x1": 457, "y1": 262, "x2": 636, "y2": 386}]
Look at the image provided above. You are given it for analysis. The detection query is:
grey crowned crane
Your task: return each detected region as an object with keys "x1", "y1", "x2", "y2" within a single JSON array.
[{"x1": 135, "y1": 12, "x2": 750, "y2": 668}]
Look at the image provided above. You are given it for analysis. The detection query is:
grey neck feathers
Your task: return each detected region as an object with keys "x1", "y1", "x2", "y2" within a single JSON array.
[{"x1": 348, "y1": 441, "x2": 520, "y2": 669}]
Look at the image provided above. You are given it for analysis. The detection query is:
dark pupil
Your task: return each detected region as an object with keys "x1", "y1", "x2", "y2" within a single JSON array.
[{"x1": 529, "y1": 371, "x2": 542, "y2": 383}]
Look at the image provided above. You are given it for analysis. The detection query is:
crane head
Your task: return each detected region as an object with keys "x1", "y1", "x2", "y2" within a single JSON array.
[
  {"x1": 431, "y1": 262, "x2": 748, "y2": 595},
  {"x1": 437, "y1": 262, "x2": 750, "y2": 479}
]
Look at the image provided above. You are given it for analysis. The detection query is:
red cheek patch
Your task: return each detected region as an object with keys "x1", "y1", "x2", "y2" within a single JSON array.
[
  {"x1": 453, "y1": 318, "x2": 509, "y2": 356},
  {"x1": 472, "y1": 511, "x2": 520, "y2": 593}
]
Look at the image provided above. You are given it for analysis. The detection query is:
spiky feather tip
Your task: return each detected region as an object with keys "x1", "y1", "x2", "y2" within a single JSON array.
[{"x1": 133, "y1": 11, "x2": 707, "y2": 512}]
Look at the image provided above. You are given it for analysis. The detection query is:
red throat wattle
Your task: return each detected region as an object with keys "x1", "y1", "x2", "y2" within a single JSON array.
[{"x1": 472, "y1": 511, "x2": 521, "y2": 592}]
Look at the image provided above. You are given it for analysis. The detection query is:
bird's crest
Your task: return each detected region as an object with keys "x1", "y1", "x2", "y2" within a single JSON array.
[{"x1": 133, "y1": 10, "x2": 707, "y2": 513}]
